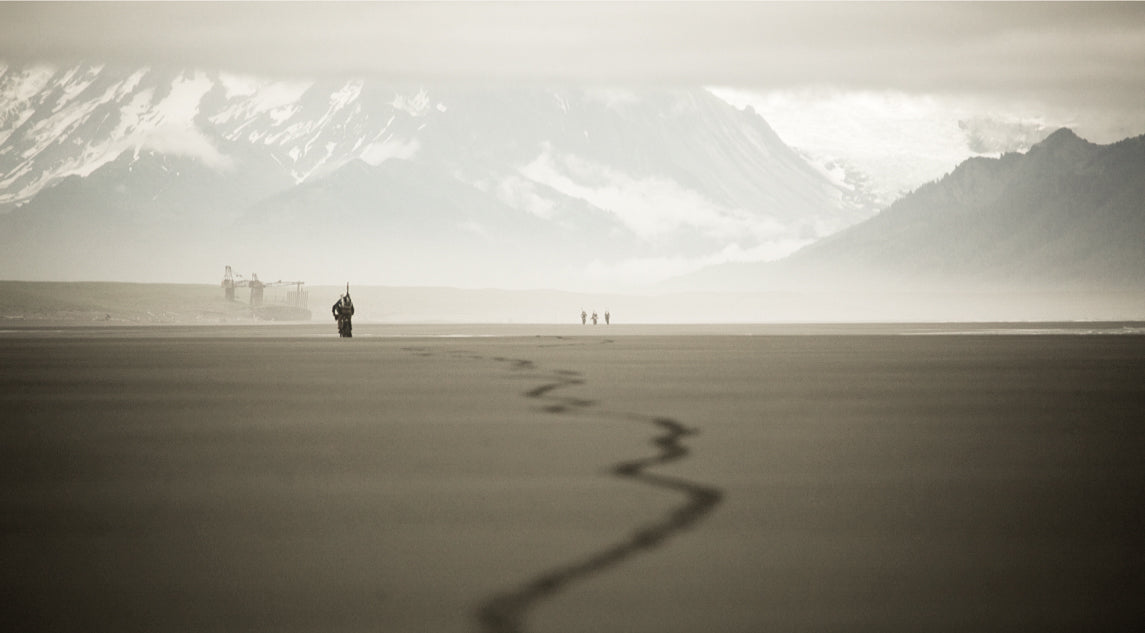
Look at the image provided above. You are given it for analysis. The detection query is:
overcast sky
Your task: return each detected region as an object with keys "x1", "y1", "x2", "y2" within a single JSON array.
[
  {"x1": 2, "y1": 2, "x2": 1142, "y2": 98},
  {"x1": 1, "y1": 1, "x2": 1142, "y2": 179},
  {"x1": 4, "y1": 1, "x2": 1144, "y2": 146}
]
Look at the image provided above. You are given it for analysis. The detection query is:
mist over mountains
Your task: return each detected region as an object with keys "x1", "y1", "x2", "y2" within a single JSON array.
[
  {"x1": 0, "y1": 63, "x2": 871, "y2": 290},
  {"x1": 676, "y1": 128, "x2": 1145, "y2": 295},
  {"x1": 3, "y1": 62, "x2": 1142, "y2": 315}
]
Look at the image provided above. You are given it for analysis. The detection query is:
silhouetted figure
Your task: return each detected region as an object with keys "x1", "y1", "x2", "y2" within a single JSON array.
[
  {"x1": 581, "y1": 309, "x2": 587, "y2": 325},
  {"x1": 332, "y1": 284, "x2": 354, "y2": 338},
  {"x1": 604, "y1": 310, "x2": 610, "y2": 325},
  {"x1": 591, "y1": 311, "x2": 598, "y2": 325}
]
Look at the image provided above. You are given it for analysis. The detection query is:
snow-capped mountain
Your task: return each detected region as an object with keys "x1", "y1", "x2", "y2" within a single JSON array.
[
  {"x1": 0, "y1": 63, "x2": 874, "y2": 289},
  {"x1": 711, "y1": 88, "x2": 1059, "y2": 209},
  {"x1": 673, "y1": 128, "x2": 1145, "y2": 292}
]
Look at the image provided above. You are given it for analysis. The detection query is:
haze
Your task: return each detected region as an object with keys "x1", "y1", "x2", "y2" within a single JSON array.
[{"x1": 2, "y1": 1, "x2": 1144, "y2": 310}]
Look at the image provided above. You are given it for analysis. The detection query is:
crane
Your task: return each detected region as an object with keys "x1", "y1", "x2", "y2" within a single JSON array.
[
  {"x1": 221, "y1": 265, "x2": 245, "y2": 302},
  {"x1": 221, "y1": 266, "x2": 260, "y2": 302},
  {"x1": 222, "y1": 266, "x2": 305, "y2": 307}
]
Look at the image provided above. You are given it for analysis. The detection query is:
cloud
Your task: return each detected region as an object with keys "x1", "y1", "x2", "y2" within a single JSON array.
[
  {"x1": 519, "y1": 146, "x2": 779, "y2": 243},
  {"x1": 495, "y1": 174, "x2": 557, "y2": 220},
  {"x1": 712, "y1": 84, "x2": 1145, "y2": 205},
  {"x1": 3, "y1": 3, "x2": 1143, "y2": 107},
  {"x1": 958, "y1": 117, "x2": 1054, "y2": 155},
  {"x1": 138, "y1": 72, "x2": 233, "y2": 169},
  {"x1": 512, "y1": 145, "x2": 817, "y2": 286},
  {"x1": 142, "y1": 124, "x2": 232, "y2": 171},
  {"x1": 360, "y1": 138, "x2": 420, "y2": 166},
  {"x1": 212, "y1": 74, "x2": 313, "y2": 119},
  {"x1": 5, "y1": 3, "x2": 1142, "y2": 148}
]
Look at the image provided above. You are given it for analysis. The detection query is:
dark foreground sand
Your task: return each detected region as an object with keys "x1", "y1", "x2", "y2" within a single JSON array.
[{"x1": 3, "y1": 324, "x2": 1144, "y2": 632}]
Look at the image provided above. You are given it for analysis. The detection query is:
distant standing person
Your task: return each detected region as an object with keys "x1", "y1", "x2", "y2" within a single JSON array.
[
  {"x1": 604, "y1": 310, "x2": 610, "y2": 325},
  {"x1": 332, "y1": 283, "x2": 355, "y2": 338},
  {"x1": 591, "y1": 311, "x2": 598, "y2": 325},
  {"x1": 581, "y1": 309, "x2": 587, "y2": 325}
]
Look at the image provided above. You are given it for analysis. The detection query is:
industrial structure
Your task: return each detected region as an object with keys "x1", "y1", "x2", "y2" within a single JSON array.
[{"x1": 222, "y1": 266, "x2": 311, "y2": 321}]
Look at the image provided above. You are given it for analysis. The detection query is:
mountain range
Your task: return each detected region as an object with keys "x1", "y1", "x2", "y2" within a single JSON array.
[
  {"x1": 0, "y1": 63, "x2": 871, "y2": 289},
  {"x1": 675, "y1": 128, "x2": 1145, "y2": 294},
  {"x1": 2, "y1": 63, "x2": 1142, "y2": 305}
]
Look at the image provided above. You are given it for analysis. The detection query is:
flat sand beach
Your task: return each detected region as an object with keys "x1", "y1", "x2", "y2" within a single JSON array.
[{"x1": 3, "y1": 323, "x2": 1144, "y2": 632}]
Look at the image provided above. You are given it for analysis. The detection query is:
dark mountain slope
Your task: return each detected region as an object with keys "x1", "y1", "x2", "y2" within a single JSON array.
[{"x1": 678, "y1": 129, "x2": 1145, "y2": 292}]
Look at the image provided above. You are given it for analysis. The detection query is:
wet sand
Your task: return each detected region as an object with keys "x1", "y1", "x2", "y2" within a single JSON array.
[{"x1": 2, "y1": 324, "x2": 1144, "y2": 632}]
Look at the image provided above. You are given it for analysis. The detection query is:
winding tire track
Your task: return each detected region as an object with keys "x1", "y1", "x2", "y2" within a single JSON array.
[{"x1": 402, "y1": 342, "x2": 724, "y2": 633}]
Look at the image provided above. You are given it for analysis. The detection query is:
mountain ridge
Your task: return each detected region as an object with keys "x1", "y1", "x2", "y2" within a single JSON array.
[
  {"x1": 671, "y1": 128, "x2": 1145, "y2": 292},
  {"x1": 0, "y1": 62, "x2": 871, "y2": 289}
]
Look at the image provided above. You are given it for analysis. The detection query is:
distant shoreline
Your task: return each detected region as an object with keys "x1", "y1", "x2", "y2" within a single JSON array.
[
  {"x1": 2, "y1": 280, "x2": 1143, "y2": 325},
  {"x1": 3, "y1": 321, "x2": 1145, "y2": 340}
]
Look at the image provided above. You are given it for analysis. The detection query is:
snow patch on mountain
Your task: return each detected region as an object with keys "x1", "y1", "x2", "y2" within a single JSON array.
[
  {"x1": 51, "y1": 64, "x2": 103, "y2": 113},
  {"x1": 3, "y1": 67, "x2": 130, "y2": 199},
  {"x1": 392, "y1": 88, "x2": 433, "y2": 117},
  {"x1": 330, "y1": 80, "x2": 363, "y2": 111},
  {"x1": 0, "y1": 64, "x2": 55, "y2": 146},
  {"x1": 1, "y1": 66, "x2": 238, "y2": 205}
]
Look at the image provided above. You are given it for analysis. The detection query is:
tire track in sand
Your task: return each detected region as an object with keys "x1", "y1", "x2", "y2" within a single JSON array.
[{"x1": 403, "y1": 342, "x2": 724, "y2": 633}]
